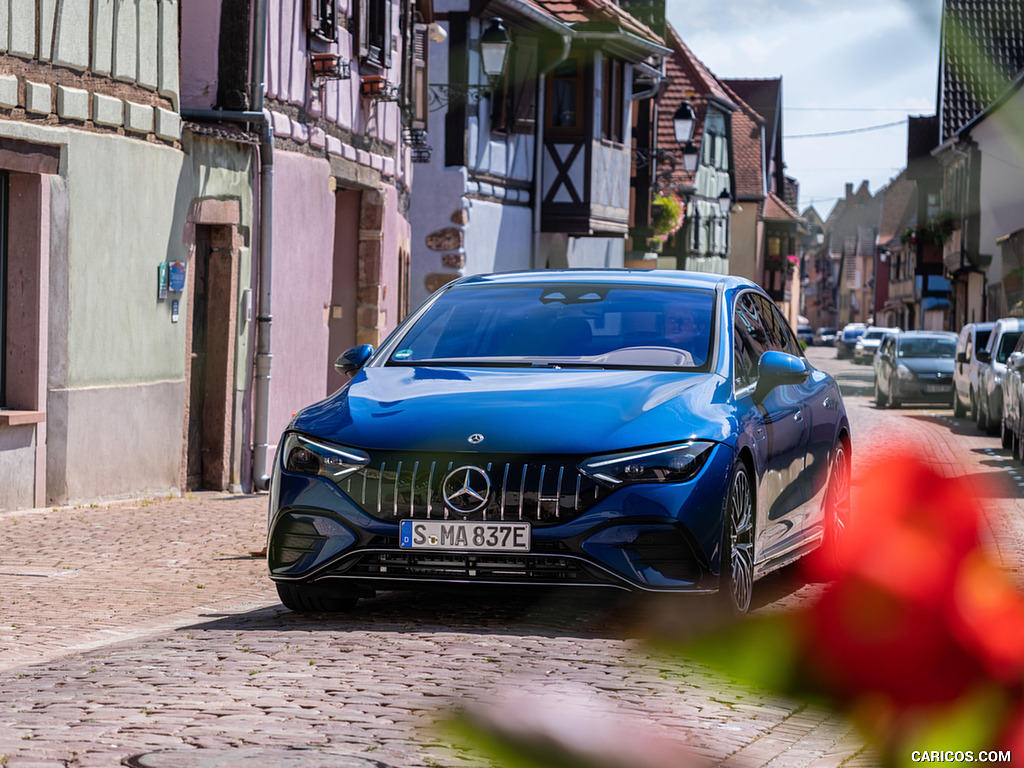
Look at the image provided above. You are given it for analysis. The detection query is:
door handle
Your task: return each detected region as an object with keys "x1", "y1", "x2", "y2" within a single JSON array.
[{"x1": 793, "y1": 410, "x2": 803, "y2": 422}]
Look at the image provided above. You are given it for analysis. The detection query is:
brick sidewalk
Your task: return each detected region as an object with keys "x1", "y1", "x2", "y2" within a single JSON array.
[{"x1": 0, "y1": 493, "x2": 275, "y2": 670}]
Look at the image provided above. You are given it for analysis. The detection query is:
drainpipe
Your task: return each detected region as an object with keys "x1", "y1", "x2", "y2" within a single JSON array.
[
  {"x1": 180, "y1": 0, "x2": 273, "y2": 490},
  {"x1": 532, "y1": 33, "x2": 571, "y2": 270}
]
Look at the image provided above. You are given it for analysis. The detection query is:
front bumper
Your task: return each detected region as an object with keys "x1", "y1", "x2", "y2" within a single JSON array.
[
  {"x1": 267, "y1": 443, "x2": 735, "y2": 594},
  {"x1": 893, "y1": 380, "x2": 954, "y2": 403}
]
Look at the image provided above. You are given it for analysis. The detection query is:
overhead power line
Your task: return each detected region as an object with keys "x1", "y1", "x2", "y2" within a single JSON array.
[{"x1": 785, "y1": 120, "x2": 907, "y2": 139}]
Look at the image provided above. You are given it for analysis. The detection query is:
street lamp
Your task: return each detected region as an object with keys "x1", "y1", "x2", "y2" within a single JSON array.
[
  {"x1": 681, "y1": 141, "x2": 699, "y2": 172},
  {"x1": 673, "y1": 100, "x2": 695, "y2": 144},
  {"x1": 717, "y1": 189, "x2": 732, "y2": 215},
  {"x1": 479, "y1": 18, "x2": 512, "y2": 82}
]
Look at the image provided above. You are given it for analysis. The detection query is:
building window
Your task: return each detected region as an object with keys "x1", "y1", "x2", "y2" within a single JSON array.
[
  {"x1": 358, "y1": 0, "x2": 392, "y2": 68},
  {"x1": 307, "y1": 0, "x2": 337, "y2": 42},
  {"x1": 547, "y1": 57, "x2": 583, "y2": 135},
  {"x1": 601, "y1": 57, "x2": 623, "y2": 143}
]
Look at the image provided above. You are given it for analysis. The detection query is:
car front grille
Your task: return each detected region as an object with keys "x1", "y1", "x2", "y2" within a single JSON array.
[{"x1": 337, "y1": 453, "x2": 609, "y2": 526}]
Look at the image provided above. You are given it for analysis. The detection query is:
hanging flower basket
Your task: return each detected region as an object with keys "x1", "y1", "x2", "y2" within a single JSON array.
[
  {"x1": 901, "y1": 212, "x2": 957, "y2": 245},
  {"x1": 650, "y1": 193, "x2": 685, "y2": 241}
]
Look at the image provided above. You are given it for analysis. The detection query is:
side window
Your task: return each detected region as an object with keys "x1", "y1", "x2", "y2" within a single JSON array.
[
  {"x1": 754, "y1": 295, "x2": 801, "y2": 356},
  {"x1": 733, "y1": 293, "x2": 767, "y2": 390}
]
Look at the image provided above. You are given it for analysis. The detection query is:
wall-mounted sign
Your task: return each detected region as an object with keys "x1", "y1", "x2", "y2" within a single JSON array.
[
  {"x1": 157, "y1": 262, "x2": 168, "y2": 300},
  {"x1": 168, "y1": 261, "x2": 187, "y2": 293}
]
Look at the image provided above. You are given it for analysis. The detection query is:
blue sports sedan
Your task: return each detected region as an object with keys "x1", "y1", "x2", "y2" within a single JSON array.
[{"x1": 267, "y1": 270, "x2": 852, "y2": 615}]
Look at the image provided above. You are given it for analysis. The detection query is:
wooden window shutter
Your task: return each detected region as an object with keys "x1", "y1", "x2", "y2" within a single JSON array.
[
  {"x1": 358, "y1": 0, "x2": 370, "y2": 59},
  {"x1": 511, "y1": 38, "x2": 537, "y2": 134},
  {"x1": 382, "y1": 0, "x2": 392, "y2": 67},
  {"x1": 411, "y1": 24, "x2": 429, "y2": 129}
]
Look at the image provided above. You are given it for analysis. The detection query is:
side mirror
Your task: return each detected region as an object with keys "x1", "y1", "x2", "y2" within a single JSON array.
[
  {"x1": 1012, "y1": 352, "x2": 1024, "y2": 371},
  {"x1": 956, "y1": 351, "x2": 968, "y2": 364},
  {"x1": 753, "y1": 350, "x2": 810, "y2": 403},
  {"x1": 335, "y1": 344, "x2": 374, "y2": 378},
  {"x1": 976, "y1": 348, "x2": 992, "y2": 364}
]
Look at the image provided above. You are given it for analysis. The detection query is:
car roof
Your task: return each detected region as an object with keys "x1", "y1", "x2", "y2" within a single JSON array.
[
  {"x1": 452, "y1": 268, "x2": 759, "y2": 292},
  {"x1": 895, "y1": 330, "x2": 957, "y2": 338}
]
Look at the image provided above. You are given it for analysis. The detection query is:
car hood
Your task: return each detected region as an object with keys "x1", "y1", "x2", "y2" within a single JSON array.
[
  {"x1": 289, "y1": 366, "x2": 733, "y2": 454},
  {"x1": 901, "y1": 358, "x2": 955, "y2": 375}
]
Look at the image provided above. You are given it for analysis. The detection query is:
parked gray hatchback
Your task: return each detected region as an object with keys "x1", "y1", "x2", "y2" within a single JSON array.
[{"x1": 874, "y1": 331, "x2": 957, "y2": 408}]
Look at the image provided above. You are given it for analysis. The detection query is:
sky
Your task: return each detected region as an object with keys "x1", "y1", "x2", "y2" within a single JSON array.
[{"x1": 666, "y1": 0, "x2": 944, "y2": 219}]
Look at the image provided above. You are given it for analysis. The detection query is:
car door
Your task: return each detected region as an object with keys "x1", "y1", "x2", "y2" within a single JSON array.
[
  {"x1": 733, "y1": 293, "x2": 812, "y2": 560},
  {"x1": 876, "y1": 335, "x2": 895, "y2": 399}
]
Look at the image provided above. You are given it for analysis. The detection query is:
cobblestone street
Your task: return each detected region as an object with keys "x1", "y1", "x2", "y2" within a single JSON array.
[{"x1": 0, "y1": 348, "x2": 1021, "y2": 767}]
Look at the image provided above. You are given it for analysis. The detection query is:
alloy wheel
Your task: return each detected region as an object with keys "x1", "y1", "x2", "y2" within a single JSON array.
[
  {"x1": 825, "y1": 442, "x2": 851, "y2": 568},
  {"x1": 725, "y1": 464, "x2": 754, "y2": 614}
]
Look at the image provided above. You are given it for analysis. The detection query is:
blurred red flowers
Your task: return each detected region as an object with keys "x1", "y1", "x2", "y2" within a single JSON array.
[{"x1": 798, "y1": 451, "x2": 1024, "y2": 748}]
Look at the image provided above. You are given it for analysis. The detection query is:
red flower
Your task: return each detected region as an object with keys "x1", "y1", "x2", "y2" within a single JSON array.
[{"x1": 799, "y1": 453, "x2": 1024, "y2": 709}]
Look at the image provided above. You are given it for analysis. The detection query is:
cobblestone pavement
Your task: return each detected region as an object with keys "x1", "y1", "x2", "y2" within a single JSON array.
[{"x1": 0, "y1": 347, "x2": 1020, "y2": 768}]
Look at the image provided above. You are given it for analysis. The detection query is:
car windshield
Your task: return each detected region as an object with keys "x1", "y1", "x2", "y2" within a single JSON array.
[
  {"x1": 388, "y1": 283, "x2": 715, "y2": 369},
  {"x1": 997, "y1": 332, "x2": 1023, "y2": 364},
  {"x1": 976, "y1": 330, "x2": 992, "y2": 350},
  {"x1": 898, "y1": 337, "x2": 956, "y2": 359},
  {"x1": 863, "y1": 331, "x2": 885, "y2": 341}
]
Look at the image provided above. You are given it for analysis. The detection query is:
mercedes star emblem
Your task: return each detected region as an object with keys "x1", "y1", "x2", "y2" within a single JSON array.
[
  {"x1": 442, "y1": 466, "x2": 491, "y2": 515},
  {"x1": 468, "y1": 433, "x2": 485, "y2": 444}
]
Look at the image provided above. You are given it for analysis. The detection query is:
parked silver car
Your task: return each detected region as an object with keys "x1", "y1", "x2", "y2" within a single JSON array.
[
  {"x1": 953, "y1": 321, "x2": 995, "y2": 419},
  {"x1": 853, "y1": 326, "x2": 901, "y2": 364},
  {"x1": 975, "y1": 318, "x2": 1024, "y2": 435}
]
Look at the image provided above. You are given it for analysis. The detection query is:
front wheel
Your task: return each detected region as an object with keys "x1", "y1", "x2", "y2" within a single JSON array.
[
  {"x1": 822, "y1": 441, "x2": 851, "y2": 572},
  {"x1": 719, "y1": 461, "x2": 755, "y2": 615},
  {"x1": 1003, "y1": 418, "x2": 1014, "y2": 450},
  {"x1": 276, "y1": 581, "x2": 364, "y2": 613},
  {"x1": 953, "y1": 390, "x2": 966, "y2": 417}
]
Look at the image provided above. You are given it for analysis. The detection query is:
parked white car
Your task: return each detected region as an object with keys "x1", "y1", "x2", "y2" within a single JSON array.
[
  {"x1": 953, "y1": 321, "x2": 995, "y2": 419},
  {"x1": 975, "y1": 317, "x2": 1024, "y2": 435},
  {"x1": 853, "y1": 326, "x2": 901, "y2": 364}
]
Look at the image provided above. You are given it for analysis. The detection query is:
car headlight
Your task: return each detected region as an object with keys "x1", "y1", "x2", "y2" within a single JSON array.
[
  {"x1": 282, "y1": 433, "x2": 369, "y2": 484},
  {"x1": 579, "y1": 441, "x2": 714, "y2": 486},
  {"x1": 897, "y1": 364, "x2": 915, "y2": 381}
]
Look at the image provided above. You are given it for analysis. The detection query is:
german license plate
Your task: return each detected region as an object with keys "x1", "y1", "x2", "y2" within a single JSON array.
[
  {"x1": 925, "y1": 384, "x2": 951, "y2": 393},
  {"x1": 399, "y1": 520, "x2": 531, "y2": 552}
]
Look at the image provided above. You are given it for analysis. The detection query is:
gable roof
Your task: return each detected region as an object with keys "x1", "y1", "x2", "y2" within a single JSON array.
[
  {"x1": 878, "y1": 172, "x2": 918, "y2": 247},
  {"x1": 762, "y1": 190, "x2": 804, "y2": 225},
  {"x1": 719, "y1": 79, "x2": 766, "y2": 202},
  {"x1": 939, "y1": 0, "x2": 1024, "y2": 142}
]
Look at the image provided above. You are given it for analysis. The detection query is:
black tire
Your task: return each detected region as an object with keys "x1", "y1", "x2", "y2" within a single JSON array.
[
  {"x1": 977, "y1": 398, "x2": 989, "y2": 432},
  {"x1": 874, "y1": 381, "x2": 886, "y2": 408},
  {"x1": 1003, "y1": 418, "x2": 1014, "y2": 450},
  {"x1": 719, "y1": 461, "x2": 755, "y2": 615},
  {"x1": 953, "y1": 391, "x2": 966, "y2": 417},
  {"x1": 888, "y1": 387, "x2": 901, "y2": 409},
  {"x1": 970, "y1": 390, "x2": 978, "y2": 423},
  {"x1": 822, "y1": 440, "x2": 852, "y2": 572},
  {"x1": 276, "y1": 581, "x2": 363, "y2": 613}
]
